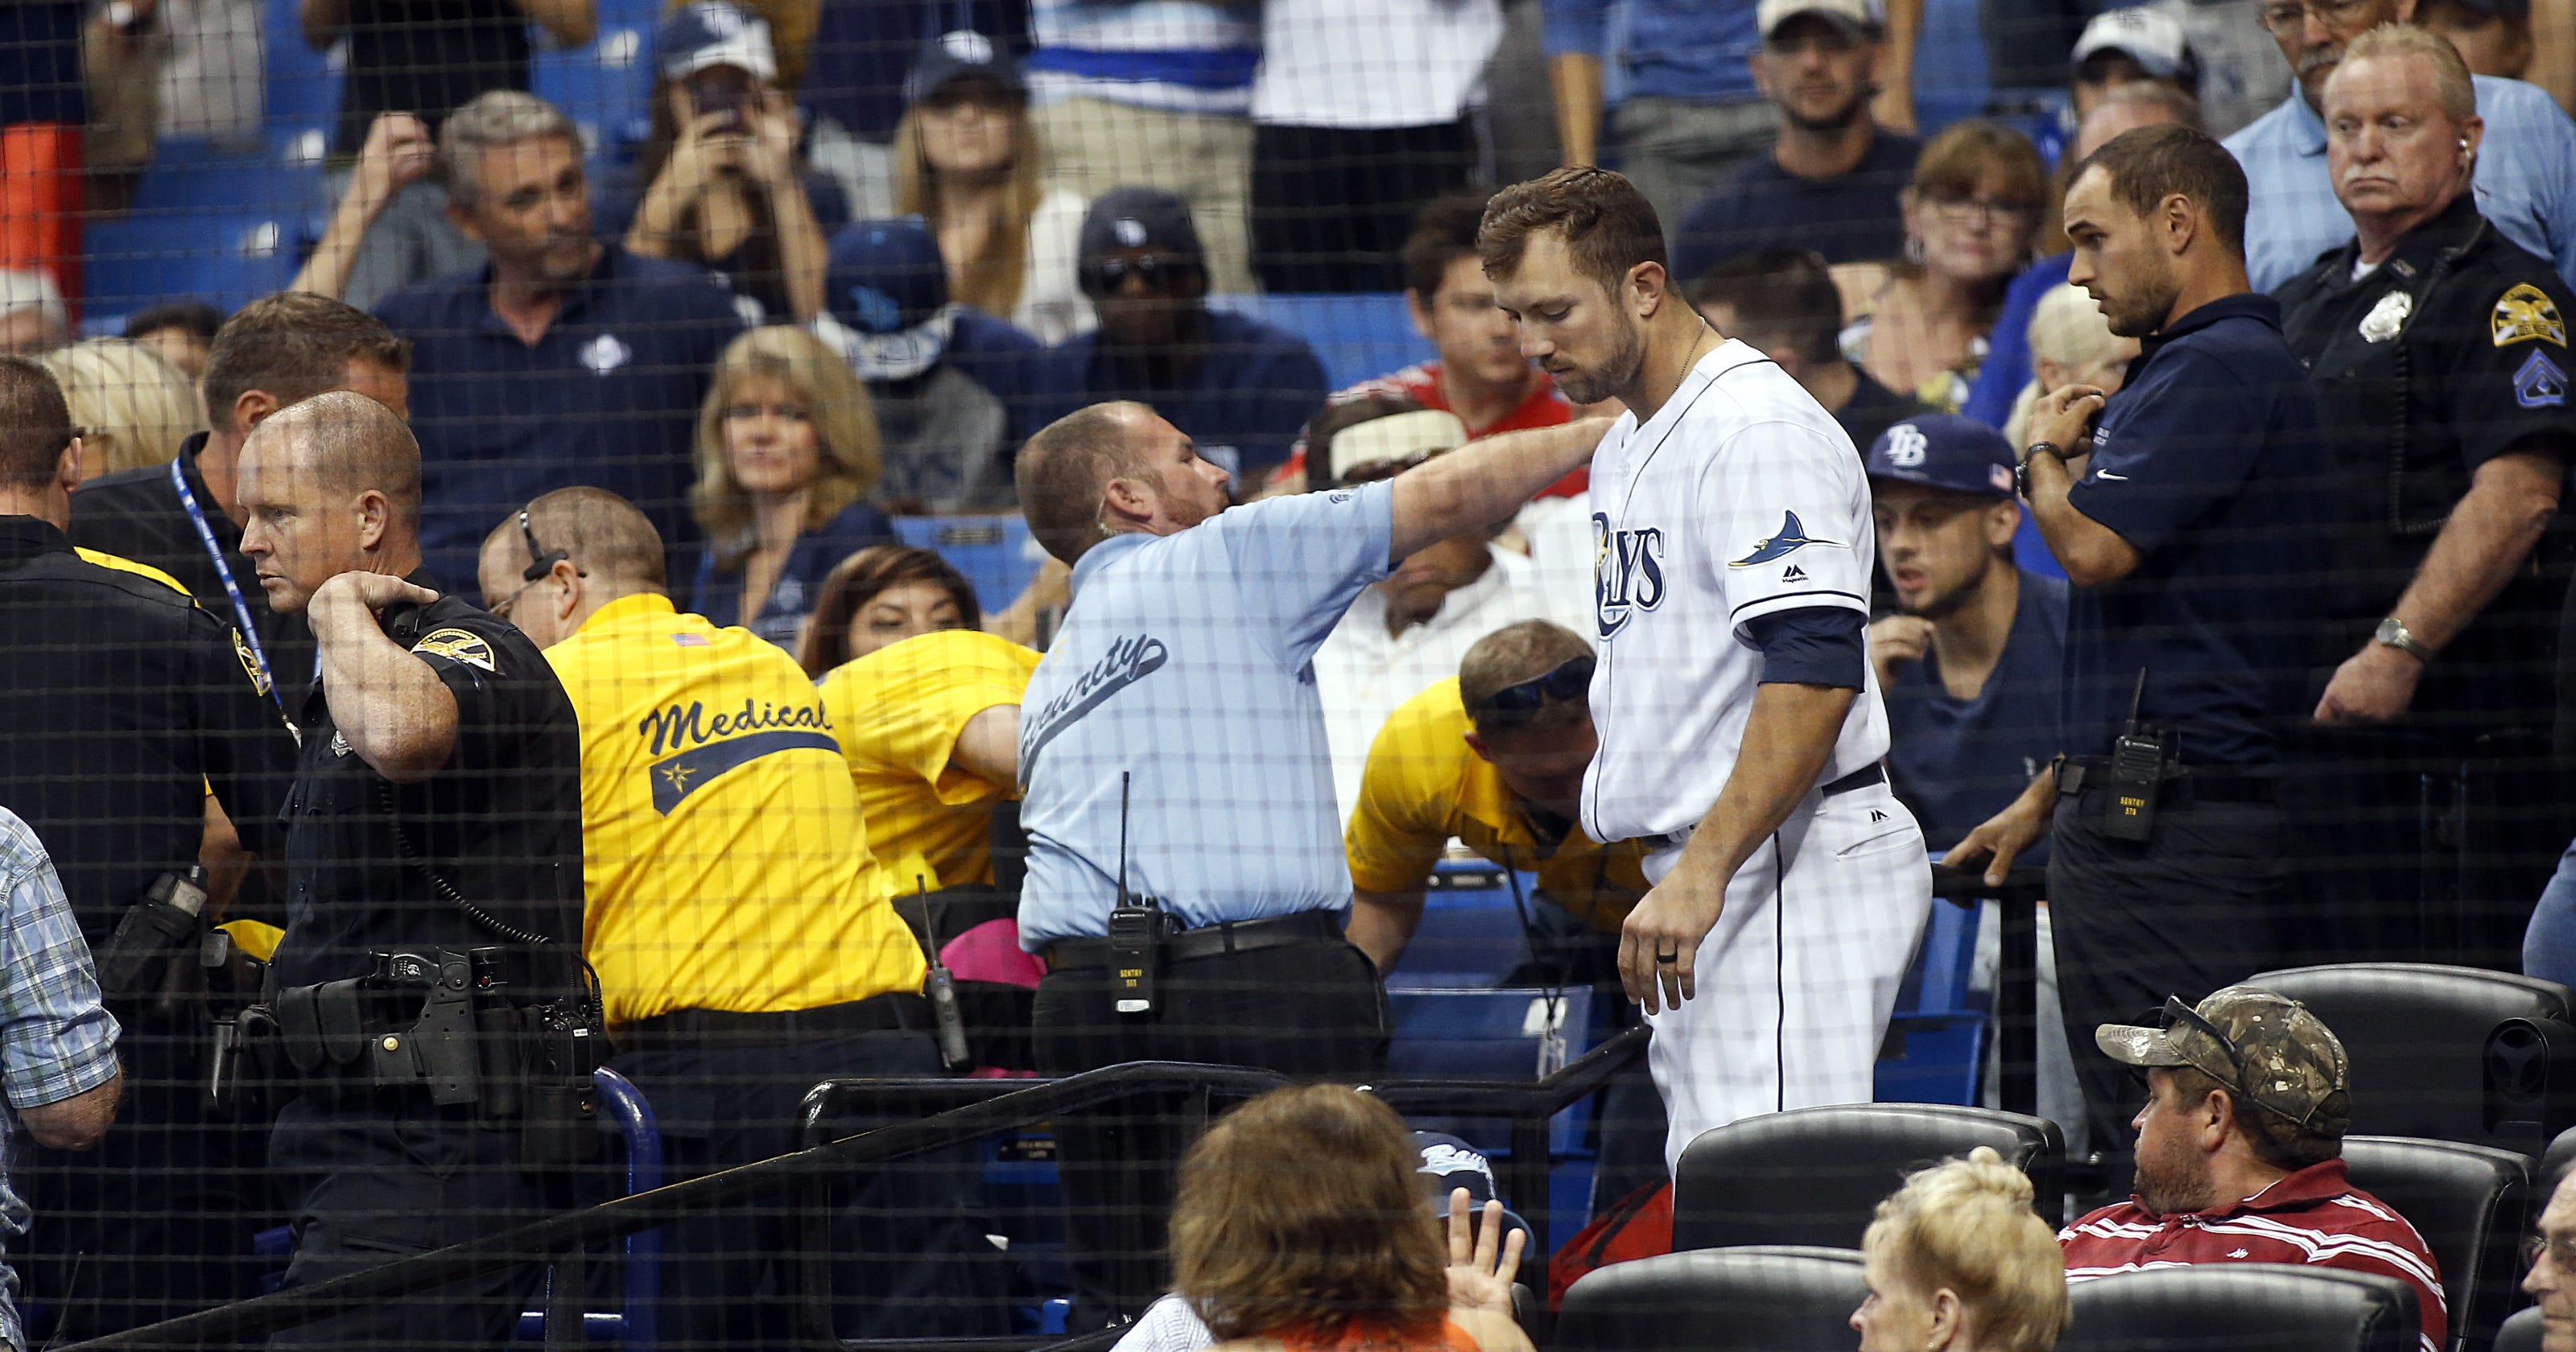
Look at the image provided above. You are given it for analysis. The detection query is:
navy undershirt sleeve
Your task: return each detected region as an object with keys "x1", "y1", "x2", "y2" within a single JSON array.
[{"x1": 1744, "y1": 605, "x2": 1868, "y2": 690}]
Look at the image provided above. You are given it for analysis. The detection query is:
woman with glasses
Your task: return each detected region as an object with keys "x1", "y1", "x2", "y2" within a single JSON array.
[
  {"x1": 895, "y1": 33, "x2": 1092, "y2": 344},
  {"x1": 1838, "y1": 122, "x2": 2049, "y2": 414},
  {"x1": 686, "y1": 325, "x2": 896, "y2": 649},
  {"x1": 1852, "y1": 1147, "x2": 2068, "y2": 1352}
]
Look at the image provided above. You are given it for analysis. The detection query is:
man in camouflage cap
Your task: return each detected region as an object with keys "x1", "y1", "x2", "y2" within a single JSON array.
[{"x1": 2058, "y1": 987, "x2": 2451, "y2": 1352}]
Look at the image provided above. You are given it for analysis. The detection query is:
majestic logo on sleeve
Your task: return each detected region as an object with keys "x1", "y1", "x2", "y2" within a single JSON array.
[
  {"x1": 1728, "y1": 511, "x2": 1839, "y2": 568},
  {"x1": 1018, "y1": 633, "x2": 1169, "y2": 780},
  {"x1": 1591, "y1": 512, "x2": 1666, "y2": 640}
]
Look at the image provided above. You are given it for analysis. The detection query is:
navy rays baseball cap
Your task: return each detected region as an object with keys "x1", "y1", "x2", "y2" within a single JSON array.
[
  {"x1": 656, "y1": 1, "x2": 776, "y2": 82},
  {"x1": 823, "y1": 217, "x2": 955, "y2": 382},
  {"x1": 1867, "y1": 414, "x2": 2017, "y2": 498},
  {"x1": 1079, "y1": 187, "x2": 1204, "y2": 266},
  {"x1": 903, "y1": 29, "x2": 1026, "y2": 106},
  {"x1": 1414, "y1": 1132, "x2": 1532, "y2": 1245}
]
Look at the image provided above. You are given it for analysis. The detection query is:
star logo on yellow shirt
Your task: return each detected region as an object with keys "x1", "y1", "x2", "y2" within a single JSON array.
[{"x1": 658, "y1": 762, "x2": 697, "y2": 796}]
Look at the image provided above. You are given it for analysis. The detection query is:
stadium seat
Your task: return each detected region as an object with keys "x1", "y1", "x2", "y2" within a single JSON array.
[
  {"x1": 511, "y1": 1066, "x2": 664, "y2": 1345},
  {"x1": 889, "y1": 513, "x2": 1042, "y2": 618},
  {"x1": 1671, "y1": 1103, "x2": 2063, "y2": 1251},
  {"x1": 2248, "y1": 962, "x2": 2576, "y2": 1156},
  {"x1": 1385, "y1": 985, "x2": 1604, "y2": 1157},
  {"x1": 83, "y1": 212, "x2": 295, "y2": 320},
  {"x1": 2544, "y1": 1124, "x2": 2576, "y2": 1197},
  {"x1": 2342, "y1": 1135, "x2": 2531, "y2": 1352},
  {"x1": 1557, "y1": 1246, "x2": 1866, "y2": 1352},
  {"x1": 2059, "y1": 1265, "x2": 2421, "y2": 1352},
  {"x1": 1875, "y1": 895, "x2": 1988, "y2": 1107},
  {"x1": 1203, "y1": 292, "x2": 1433, "y2": 392},
  {"x1": 2495, "y1": 1307, "x2": 2543, "y2": 1352},
  {"x1": 1382, "y1": 862, "x2": 1542, "y2": 989}
]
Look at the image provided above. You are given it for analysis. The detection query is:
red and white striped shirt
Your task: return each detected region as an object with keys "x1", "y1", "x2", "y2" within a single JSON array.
[{"x1": 2058, "y1": 1160, "x2": 2447, "y2": 1352}]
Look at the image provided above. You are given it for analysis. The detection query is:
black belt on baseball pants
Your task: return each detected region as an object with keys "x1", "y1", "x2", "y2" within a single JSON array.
[
  {"x1": 2047, "y1": 780, "x2": 2288, "y2": 1201},
  {"x1": 1030, "y1": 910, "x2": 1386, "y2": 1327}
]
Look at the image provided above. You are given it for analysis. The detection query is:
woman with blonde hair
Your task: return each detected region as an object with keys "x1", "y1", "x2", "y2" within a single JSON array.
[
  {"x1": 1852, "y1": 1146, "x2": 2070, "y2": 1352},
  {"x1": 40, "y1": 337, "x2": 206, "y2": 480},
  {"x1": 687, "y1": 324, "x2": 895, "y2": 648},
  {"x1": 893, "y1": 33, "x2": 1089, "y2": 343},
  {"x1": 2002, "y1": 283, "x2": 2140, "y2": 448},
  {"x1": 1173, "y1": 1084, "x2": 1532, "y2": 1352},
  {"x1": 1839, "y1": 122, "x2": 2050, "y2": 414}
]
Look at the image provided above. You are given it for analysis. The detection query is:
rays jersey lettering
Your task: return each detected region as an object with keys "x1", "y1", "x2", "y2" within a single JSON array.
[{"x1": 1592, "y1": 513, "x2": 1666, "y2": 639}]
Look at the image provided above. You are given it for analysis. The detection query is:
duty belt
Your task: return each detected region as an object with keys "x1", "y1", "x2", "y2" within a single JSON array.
[
  {"x1": 2062, "y1": 756, "x2": 2278, "y2": 814},
  {"x1": 1637, "y1": 763, "x2": 1888, "y2": 852},
  {"x1": 1042, "y1": 909, "x2": 1343, "y2": 971}
]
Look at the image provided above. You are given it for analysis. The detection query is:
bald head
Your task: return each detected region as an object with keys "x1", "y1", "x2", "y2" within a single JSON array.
[
  {"x1": 253, "y1": 390, "x2": 422, "y2": 521},
  {"x1": 1460, "y1": 620, "x2": 1593, "y2": 734},
  {"x1": 495, "y1": 487, "x2": 667, "y2": 591},
  {"x1": 1018, "y1": 402, "x2": 1155, "y2": 565}
]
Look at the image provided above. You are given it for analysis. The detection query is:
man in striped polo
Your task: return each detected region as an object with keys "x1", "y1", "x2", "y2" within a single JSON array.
[{"x1": 2059, "y1": 987, "x2": 2446, "y2": 1352}]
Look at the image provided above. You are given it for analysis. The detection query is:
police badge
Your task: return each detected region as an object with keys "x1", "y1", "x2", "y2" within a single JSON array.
[{"x1": 2359, "y1": 290, "x2": 2412, "y2": 343}]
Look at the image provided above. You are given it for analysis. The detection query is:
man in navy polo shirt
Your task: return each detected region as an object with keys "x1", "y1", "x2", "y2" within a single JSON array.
[
  {"x1": 1867, "y1": 414, "x2": 2066, "y2": 855},
  {"x1": 1032, "y1": 188, "x2": 1327, "y2": 487},
  {"x1": 374, "y1": 89, "x2": 746, "y2": 584},
  {"x1": 1947, "y1": 125, "x2": 2330, "y2": 1168}
]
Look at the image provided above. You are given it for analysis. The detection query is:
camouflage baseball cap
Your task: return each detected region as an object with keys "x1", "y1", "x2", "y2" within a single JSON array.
[{"x1": 2097, "y1": 986, "x2": 2352, "y2": 1131}]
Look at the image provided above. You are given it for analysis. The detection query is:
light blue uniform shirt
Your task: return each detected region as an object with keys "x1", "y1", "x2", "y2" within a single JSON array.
[
  {"x1": 1017, "y1": 480, "x2": 1397, "y2": 948},
  {"x1": 2227, "y1": 75, "x2": 2576, "y2": 293}
]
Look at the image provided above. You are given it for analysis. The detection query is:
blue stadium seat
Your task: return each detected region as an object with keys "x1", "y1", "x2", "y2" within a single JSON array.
[
  {"x1": 262, "y1": 0, "x2": 343, "y2": 126},
  {"x1": 535, "y1": 26, "x2": 653, "y2": 157},
  {"x1": 1205, "y1": 292, "x2": 1433, "y2": 392},
  {"x1": 130, "y1": 141, "x2": 326, "y2": 220},
  {"x1": 85, "y1": 212, "x2": 295, "y2": 323},
  {"x1": 513, "y1": 1066, "x2": 665, "y2": 1345},
  {"x1": 1384, "y1": 862, "x2": 1542, "y2": 989},
  {"x1": 1386, "y1": 986, "x2": 1605, "y2": 1159},
  {"x1": 1875, "y1": 894, "x2": 1989, "y2": 1107},
  {"x1": 889, "y1": 513, "x2": 1042, "y2": 617}
]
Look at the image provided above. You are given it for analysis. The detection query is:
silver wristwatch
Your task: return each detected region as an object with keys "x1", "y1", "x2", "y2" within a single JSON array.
[{"x1": 2373, "y1": 616, "x2": 2434, "y2": 662}]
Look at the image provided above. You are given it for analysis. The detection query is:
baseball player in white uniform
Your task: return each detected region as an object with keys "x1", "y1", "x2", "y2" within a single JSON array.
[{"x1": 1481, "y1": 167, "x2": 1934, "y2": 1172}]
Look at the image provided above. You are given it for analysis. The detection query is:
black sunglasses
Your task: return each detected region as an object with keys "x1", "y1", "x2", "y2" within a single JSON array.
[
  {"x1": 1080, "y1": 254, "x2": 1199, "y2": 296},
  {"x1": 2157, "y1": 995, "x2": 2314, "y2": 1126},
  {"x1": 1472, "y1": 655, "x2": 1596, "y2": 724}
]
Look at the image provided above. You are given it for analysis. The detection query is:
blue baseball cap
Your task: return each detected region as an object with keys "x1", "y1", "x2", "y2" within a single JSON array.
[
  {"x1": 903, "y1": 29, "x2": 1026, "y2": 105},
  {"x1": 656, "y1": 1, "x2": 775, "y2": 82},
  {"x1": 1866, "y1": 414, "x2": 2017, "y2": 498},
  {"x1": 1414, "y1": 1131, "x2": 1532, "y2": 1246},
  {"x1": 822, "y1": 217, "x2": 955, "y2": 382},
  {"x1": 1079, "y1": 186, "x2": 1204, "y2": 266}
]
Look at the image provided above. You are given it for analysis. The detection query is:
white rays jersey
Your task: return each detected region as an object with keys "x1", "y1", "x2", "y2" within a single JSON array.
[{"x1": 1580, "y1": 339, "x2": 1892, "y2": 844}]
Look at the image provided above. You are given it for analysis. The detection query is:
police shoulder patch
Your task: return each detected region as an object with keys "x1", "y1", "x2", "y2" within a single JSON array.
[
  {"x1": 2492, "y1": 282, "x2": 2567, "y2": 348},
  {"x1": 232, "y1": 626, "x2": 270, "y2": 697},
  {"x1": 411, "y1": 626, "x2": 497, "y2": 672}
]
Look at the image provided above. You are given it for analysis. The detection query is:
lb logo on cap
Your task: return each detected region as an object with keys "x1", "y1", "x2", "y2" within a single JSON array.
[
  {"x1": 2492, "y1": 282, "x2": 2566, "y2": 348},
  {"x1": 1884, "y1": 422, "x2": 1928, "y2": 467}
]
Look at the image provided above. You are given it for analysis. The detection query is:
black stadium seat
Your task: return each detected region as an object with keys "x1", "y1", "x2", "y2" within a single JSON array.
[
  {"x1": 2541, "y1": 1125, "x2": 2576, "y2": 1199},
  {"x1": 2247, "y1": 963, "x2": 2576, "y2": 1156},
  {"x1": 2492, "y1": 1307, "x2": 2542, "y2": 1352},
  {"x1": 1557, "y1": 1247, "x2": 1865, "y2": 1352},
  {"x1": 1671, "y1": 1103, "x2": 2062, "y2": 1252},
  {"x1": 2342, "y1": 1136, "x2": 2532, "y2": 1352},
  {"x1": 2061, "y1": 1265, "x2": 2421, "y2": 1352}
]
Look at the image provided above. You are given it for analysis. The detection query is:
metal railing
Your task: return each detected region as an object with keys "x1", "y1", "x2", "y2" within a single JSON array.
[{"x1": 59, "y1": 1028, "x2": 1651, "y2": 1352}]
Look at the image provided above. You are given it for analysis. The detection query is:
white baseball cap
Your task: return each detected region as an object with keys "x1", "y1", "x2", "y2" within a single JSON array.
[
  {"x1": 1757, "y1": 0, "x2": 1882, "y2": 40},
  {"x1": 2070, "y1": 6, "x2": 2199, "y2": 86},
  {"x1": 1326, "y1": 409, "x2": 1468, "y2": 484}
]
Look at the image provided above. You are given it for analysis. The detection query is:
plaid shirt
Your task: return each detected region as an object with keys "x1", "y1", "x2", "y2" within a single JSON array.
[{"x1": 0, "y1": 809, "x2": 123, "y2": 1352}]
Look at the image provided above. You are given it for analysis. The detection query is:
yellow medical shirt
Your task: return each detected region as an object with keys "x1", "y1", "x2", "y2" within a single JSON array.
[
  {"x1": 817, "y1": 629, "x2": 1039, "y2": 891},
  {"x1": 543, "y1": 592, "x2": 925, "y2": 1026},
  {"x1": 1344, "y1": 678, "x2": 1649, "y2": 932}
]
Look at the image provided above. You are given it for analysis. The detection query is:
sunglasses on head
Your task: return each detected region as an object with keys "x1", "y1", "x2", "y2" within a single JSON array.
[
  {"x1": 1472, "y1": 654, "x2": 1595, "y2": 724},
  {"x1": 2155, "y1": 995, "x2": 2316, "y2": 1126},
  {"x1": 1080, "y1": 254, "x2": 1198, "y2": 296}
]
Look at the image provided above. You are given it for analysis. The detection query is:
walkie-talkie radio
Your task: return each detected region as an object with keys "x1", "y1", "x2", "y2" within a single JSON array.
[
  {"x1": 1104, "y1": 772, "x2": 1166, "y2": 1016},
  {"x1": 2101, "y1": 668, "x2": 2165, "y2": 843},
  {"x1": 912, "y1": 876, "x2": 972, "y2": 1071}
]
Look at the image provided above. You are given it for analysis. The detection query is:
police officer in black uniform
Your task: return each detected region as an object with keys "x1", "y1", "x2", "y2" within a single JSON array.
[
  {"x1": 232, "y1": 390, "x2": 593, "y2": 1350},
  {"x1": 2275, "y1": 27, "x2": 2576, "y2": 972},
  {"x1": 0, "y1": 356, "x2": 301, "y2": 1337}
]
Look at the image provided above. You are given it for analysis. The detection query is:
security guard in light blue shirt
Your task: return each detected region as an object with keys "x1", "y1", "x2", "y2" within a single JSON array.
[{"x1": 1011, "y1": 398, "x2": 1603, "y2": 1321}]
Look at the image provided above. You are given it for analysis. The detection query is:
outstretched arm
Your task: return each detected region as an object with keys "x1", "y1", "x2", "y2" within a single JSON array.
[{"x1": 1390, "y1": 418, "x2": 1609, "y2": 560}]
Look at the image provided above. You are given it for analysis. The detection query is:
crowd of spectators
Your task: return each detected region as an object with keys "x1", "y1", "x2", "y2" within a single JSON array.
[{"x1": 1, "y1": 0, "x2": 2575, "y2": 1345}]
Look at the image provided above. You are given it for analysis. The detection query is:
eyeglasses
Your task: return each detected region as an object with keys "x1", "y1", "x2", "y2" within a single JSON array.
[
  {"x1": 1080, "y1": 254, "x2": 1199, "y2": 296},
  {"x1": 1472, "y1": 655, "x2": 1596, "y2": 724},
  {"x1": 2257, "y1": 0, "x2": 2375, "y2": 34},
  {"x1": 2525, "y1": 1231, "x2": 2576, "y2": 1273},
  {"x1": 487, "y1": 509, "x2": 583, "y2": 620},
  {"x1": 1927, "y1": 196, "x2": 2040, "y2": 229}
]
